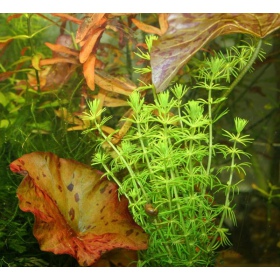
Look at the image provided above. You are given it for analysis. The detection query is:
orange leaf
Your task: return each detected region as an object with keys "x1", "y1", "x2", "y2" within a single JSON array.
[
  {"x1": 39, "y1": 57, "x2": 79, "y2": 66},
  {"x1": 45, "y1": 42, "x2": 79, "y2": 57},
  {"x1": 158, "y1": 13, "x2": 168, "y2": 35},
  {"x1": 76, "y1": 13, "x2": 106, "y2": 43},
  {"x1": 83, "y1": 53, "x2": 96, "y2": 90},
  {"x1": 7, "y1": 13, "x2": 23, "y2": 22},
  {"x1": 51, "y1": 13, "x2": 82, "y2": 24},
  {"x1": 131, "y1": 18, "x2": 162, "y2": 36},
  {"x1": 95, "y1": 69, "x2": 136, "y2": 96},
  {"x1": 10, "y1": 152, "x2": 148, "y2": 266},
  {"x1": 79, "y1": 28, "x2": 104, "y2": 64}
]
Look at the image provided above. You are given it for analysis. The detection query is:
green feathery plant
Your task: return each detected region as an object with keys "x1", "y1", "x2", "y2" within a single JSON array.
[{"x1": 82, "y1": 35, "x2": 264, "y2": 266}]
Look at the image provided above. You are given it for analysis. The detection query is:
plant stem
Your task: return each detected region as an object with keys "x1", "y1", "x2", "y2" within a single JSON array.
[
  {"x1": 213, "y1": 38, "x2": 263, "y2": 115},
  {"x1": 27, "y1": 14, "x2": 41, "y2": 93}
]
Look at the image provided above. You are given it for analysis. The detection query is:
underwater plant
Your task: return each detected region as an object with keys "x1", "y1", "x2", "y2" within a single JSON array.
[
  {"x1": 1, "y1": 13, "x2": 280, "y2": 267},
  {"x1": 81, "y1": 35, "x2": 264, "y2": 266}
]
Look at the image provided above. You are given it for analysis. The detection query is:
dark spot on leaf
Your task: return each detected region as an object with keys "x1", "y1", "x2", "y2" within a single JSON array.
[
  {"x1": 42, "y1": 172, "x2": 46, "y2": 177},
  {"x1": 68, "y1": 207, "x2": 75, "y2": 221},
  {"x1": 57, "y1": 185, "x2": 62, "y2": 192},
  {"x1": 135, "y1": 232, "x2": 139, "y2": 236},
  {"x1": 99, "y1": 183, "x2": 109, "y2": 194},
  {"x1": 36, "y1": 176, "x2": 39, "y2": 180},
  {"x1": 111, "y1": 219, "x2": 118, "y2": 222},
  {"x1": 105, "y1": 222, "x2": 108, "y2": 226},
  {"x1": 26, "y1": 201, "x2": 31, "y2": 205},
  {"x1": 74, "y1": 193, "x2": 79, "y2": 202},
  {"x1": 108, "y1": 188, "x2": 113, "y2": 194},
  {"x1": 100, "y1": 205, "x2": 105, "y2": 213},
  {"x1": 101, "y1": 216, "x2": 105, "y2": 220},
  {"x1": 67, "y1": 183, "x2": 74, "y2": 191},
  {"x1": 125, "y1": 229, "x2": 134, "y2": 236}
]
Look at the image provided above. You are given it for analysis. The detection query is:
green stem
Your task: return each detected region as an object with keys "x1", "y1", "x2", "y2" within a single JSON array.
[
  {"x1": 27, "y1": 14, "x2": 41, "y2": 93},
  {"x1": 206, "y1": 86, "x2": 213, "y2": 176},
  {"x1": 213, "y1": 38, "x2": 263, "y2": 115},
  {"x1": 95, "y1": 120, "x2": 148, "y2": 200}
]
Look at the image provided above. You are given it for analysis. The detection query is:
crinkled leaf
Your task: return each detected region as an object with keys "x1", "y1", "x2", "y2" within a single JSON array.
[
  {"x1": 10, "y1": 152, "x2": 148, "y2": 266},
  {"x1": 151, "y1": 13, "x2": 280, "y2": 92}
]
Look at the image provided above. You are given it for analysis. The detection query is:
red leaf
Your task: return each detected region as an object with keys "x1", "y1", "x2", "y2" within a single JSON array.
[
  {"x1": 151, "y1": 13, "x2": 280, "y2": 92},
  {"x1": 10, "y1": 152, "x2": 148, "y2": 266}
]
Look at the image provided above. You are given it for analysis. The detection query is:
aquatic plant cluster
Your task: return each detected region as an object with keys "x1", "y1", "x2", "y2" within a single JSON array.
[{"x1": 1, "y1": 13, "x2": 279, "y2": 267}]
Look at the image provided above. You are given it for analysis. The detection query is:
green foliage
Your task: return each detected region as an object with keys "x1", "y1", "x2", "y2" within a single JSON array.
[{"x1": 83, "y1": 35, "x2": 260, "y2": 266}]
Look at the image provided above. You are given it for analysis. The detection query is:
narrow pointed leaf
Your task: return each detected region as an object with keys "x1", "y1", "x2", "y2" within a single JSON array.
[
  {"x1": 76, "y1": 13, "x2": 106, "y2": 43},
  {"x1": 83, "y1": 53, "x2": 96, "y2": 90},
  {"x1": 95, "y1": 69, "x2": 136, "y2": 95},
  {"x1": 79, "y1": 28, "x2": 104, "y2": 64}
]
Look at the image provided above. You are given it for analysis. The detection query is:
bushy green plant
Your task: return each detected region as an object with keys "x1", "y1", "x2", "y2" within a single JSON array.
[{"x1": 82, "y1": 35, "x2": 264, "y2": 266}]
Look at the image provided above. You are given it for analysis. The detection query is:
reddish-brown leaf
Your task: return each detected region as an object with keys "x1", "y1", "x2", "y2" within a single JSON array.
[
  {"x1": 76, "y1": 14, "x2": 106, "y2": 44},
  {"x1": 0, "y1": 71, "x2": 17, "y2": 82},
  {"x1": 95, "y1": 69, "x2": 136, "y2": 96},
  {"x1": 9, "y1": 152, "x2": 148, "y2": 266},
  {"x1": 7, "y1": 14, "x2": 23, "y2": 22},
  {"x1": 151, "y1": 13, "x2": 280, "y2": 93},
  {"x1": 79, "y1": 28, "x2": 104, "y2": 64},
  {"x1": 83, "y1": 53, "x2": 96, "y2": 90}
]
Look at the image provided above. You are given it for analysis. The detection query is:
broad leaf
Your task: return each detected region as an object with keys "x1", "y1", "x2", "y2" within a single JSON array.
[
  {"x1": 151, "y1": 13, "x2": 280, "y2": 92},
  {"x1": 10, "y1": 152, "x2": 148, "y2": 266}
]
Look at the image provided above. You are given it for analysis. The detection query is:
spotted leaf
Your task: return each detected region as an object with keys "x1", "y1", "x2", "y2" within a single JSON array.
[{"x1": 10, "y1": 152, "x2": 148, "y2": 266}]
